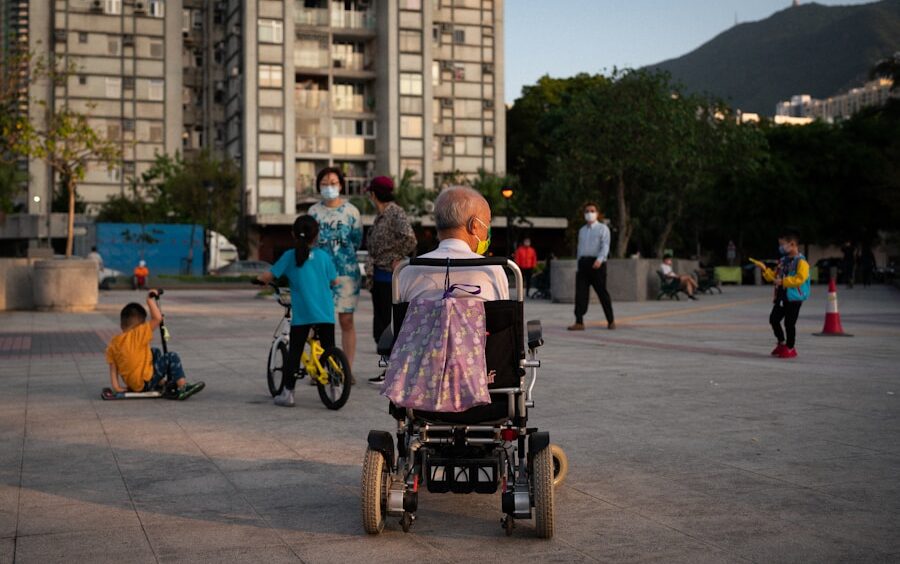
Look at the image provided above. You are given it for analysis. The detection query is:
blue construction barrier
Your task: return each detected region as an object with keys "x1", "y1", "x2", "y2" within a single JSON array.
[{"x1": 96, "y1": 223, "x2": 204, "y2": 276}]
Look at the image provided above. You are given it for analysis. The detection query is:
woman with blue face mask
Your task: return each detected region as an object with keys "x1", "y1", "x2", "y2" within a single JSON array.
[{"x1": 308, "y1": 167, "x2": 363, "y2": 376}]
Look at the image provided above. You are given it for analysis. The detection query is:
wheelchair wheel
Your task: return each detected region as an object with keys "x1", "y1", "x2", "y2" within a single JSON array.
[
  {"x1": 550, "y1": 444, "x2": 569, "y2": 487},
  {"x1": 317, "y1": 347, "x2": 352, "y2": 410},
  {"x1": 533, "y1": 446, "x2": 555, "y2": 539},
  {"x1": 361, "y1": 448, "x2": 388, "y2": 534},
  {"x1": 266, "y1": 341, "x2": 288, "y2": 397}
]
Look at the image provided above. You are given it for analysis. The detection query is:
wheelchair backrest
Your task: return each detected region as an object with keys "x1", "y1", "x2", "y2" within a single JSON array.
[{"x1": 391, "y1": 299, "x2": 524, "y2": 389}]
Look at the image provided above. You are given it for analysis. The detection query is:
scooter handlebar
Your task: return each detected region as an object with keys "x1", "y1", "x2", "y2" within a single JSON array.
[{"x1": 148, "y1": 289, "x2": 164, "y2": 300}]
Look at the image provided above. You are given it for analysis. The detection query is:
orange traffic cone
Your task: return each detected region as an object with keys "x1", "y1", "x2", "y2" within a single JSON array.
[{"x1": 813, "y1": 278, "x2": 853, "y2": 337}]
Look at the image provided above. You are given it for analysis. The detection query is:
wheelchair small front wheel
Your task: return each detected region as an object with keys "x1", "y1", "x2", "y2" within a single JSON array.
[
  {"x1": 361, "y1": 448, "x2": 388, "y2": 534},
  {"x1": 550, "y1": 444, "x2": 569, "y2": 487},
  {"x1": 533, "y1": 446, "x2": 555, "y2": 539},
  {"x1": 317, "y1": 347, "x2": 352, "y2": 410},
  {"x1": 266, "y1": 341, "x2": 288, "y2": 397}
]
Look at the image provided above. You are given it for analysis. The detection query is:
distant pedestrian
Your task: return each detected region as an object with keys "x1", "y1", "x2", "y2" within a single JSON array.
[
  {"x1": 309, "y1": 167, "x2": 363, "y2": 371},
  {"x1": 726, "y1": 240, "x2": 736, "y2": 266},
  {"x1": 568, "y1": 203, "x2": 615, "y2": 331},
  {"x1": 860, "y1": 244, "x2": 876, "y2": 287},
  {"x1": 841, "y1": 241, "x2": 855, "y2": 288},
  {"x1": 132, "y1": 260, "x2": 149, "y2": 290},
  {"x1": 364, "y1": 176, "x2": 416, "y2": 385},
  {"x1": 660, "y1": 252, "x2": 698, "y2": 300},
  {"x1": 87, "y1": 246, "x2": 104, "y2": 271},
  {"x1": 755, "y1": 228, "x2": 811, "y2": 359},
  {"x1": 514, "y1": 237, "x2": 538, "y2": 296}
]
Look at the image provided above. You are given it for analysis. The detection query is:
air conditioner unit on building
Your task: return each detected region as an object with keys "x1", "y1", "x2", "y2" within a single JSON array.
[
  {"x1": 482, "y1": 63, "x2": 494, "y2": 74},
  {"x1": 439, "y1": 60, "x2": 453, "y2": 71},
  {"x1": 483, "y1": 135, "x2": 494, "y2": 147},
  {"x1": 123, "y1": 119, "x2": 135, "y2": 131},
  {"x1": 123, "y1": 77, "x2": 135, "y2": 89},
  {"x1": 53, "y1": 30, "x2": 67, "y2": 43},
  {"x1": 439, "y1": 23, "x2": 452, "y2": 33},
  {"x1": 193, "y1": 20, "x2": 203, "y2": 29},
  {"x1": 439, "y1": 98, "x2": 453, "y2": 108},
  {"x1": 441, "y1": 135, "x2": 454, "y2": 145},
  {"x1": 483, "y1": 99, "x2": 494, "y2": 109},
  {"x1": 123, "y1": 161, "x2": 136, "y2": 173},
  {"x1": 134, "y1": 2, "x2": 146, "y2": 14},
  {"x1": 90, "y1": 0, "x2": 103, "y2": 12},
  {"x1": 122, "y1": 34, "x2": 135, "y2": 47},
  {"x1": 231, "y1": 23, "x2": 241, "y2": 35}
]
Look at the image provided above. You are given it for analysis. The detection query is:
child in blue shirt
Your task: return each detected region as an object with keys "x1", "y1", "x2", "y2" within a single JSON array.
[{"x1": 257, "y1": 215, "x2": 337, "y2": 407}]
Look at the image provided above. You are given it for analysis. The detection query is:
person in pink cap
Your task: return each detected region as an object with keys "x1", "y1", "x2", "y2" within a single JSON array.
[{"x1": 364, "y1": 175, "x2": 416, "y2": 384}]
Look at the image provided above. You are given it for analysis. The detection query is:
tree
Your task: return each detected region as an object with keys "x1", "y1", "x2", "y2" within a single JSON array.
[
  {"x1": 393, "y1": 168, "x2": 435, "y2": 218},
  {"x1": 5, "y1": 51, "x2": 120, "y2": 256},
  {"x1": 0, "y1": 163, "x2": 27, "y2": 214}
]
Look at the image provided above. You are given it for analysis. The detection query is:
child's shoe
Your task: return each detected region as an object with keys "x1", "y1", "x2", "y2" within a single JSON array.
[
  {"x1": 177, "y1": 381, "x2": 205, "y2": 400},
  {"x1": 770, "y1": 343, "x2": 787, "y2": 356},
  {"x1": 273, "y1": 388, "x2": 295, "y2": 407},
  {"x1": 777, "y1": 347, "x2": 798, "y2": 359}
]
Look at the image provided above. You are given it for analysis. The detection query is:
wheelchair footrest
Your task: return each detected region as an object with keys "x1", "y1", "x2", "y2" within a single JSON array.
[{"x1": 426, "y1": 457, "x2": 499, "y2": 494}]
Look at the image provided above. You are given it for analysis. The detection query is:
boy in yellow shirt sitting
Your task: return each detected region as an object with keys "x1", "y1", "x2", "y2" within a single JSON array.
[{"x1": 106, "y1": 290, "x2": 204, "y2": 399}]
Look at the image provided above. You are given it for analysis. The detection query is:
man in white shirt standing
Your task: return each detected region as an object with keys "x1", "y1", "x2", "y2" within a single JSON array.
[
  {"x1": 569, "y1": 202, "x2": 615, "y2": 331},
  {"x1": 398, "y1": 186, "x2": 509, "y2": 302}
]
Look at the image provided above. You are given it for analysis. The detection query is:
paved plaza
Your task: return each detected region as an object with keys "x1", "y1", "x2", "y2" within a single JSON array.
[{"x1": 1, "y1": 284, "x2": 899, "y2": 563}]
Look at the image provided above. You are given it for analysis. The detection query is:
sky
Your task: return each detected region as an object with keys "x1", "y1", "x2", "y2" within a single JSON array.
[{"x1": 504, "y1": 0, "x2": 877, "y2": 103}]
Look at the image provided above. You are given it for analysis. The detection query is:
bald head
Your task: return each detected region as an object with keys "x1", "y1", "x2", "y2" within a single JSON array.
[{"x1": 433, "y1": 186, "x2": 492, "y2": 252}]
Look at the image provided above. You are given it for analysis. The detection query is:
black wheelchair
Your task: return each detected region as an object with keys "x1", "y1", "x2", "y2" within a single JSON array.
[{"x1": 361, "y1": 258, "x2": 555, "y2": 538}]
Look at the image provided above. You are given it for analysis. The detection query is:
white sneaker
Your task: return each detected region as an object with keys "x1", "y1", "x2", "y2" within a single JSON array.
[{"x1": 273, "y1": 388, "x2": 295, "y2": 407}]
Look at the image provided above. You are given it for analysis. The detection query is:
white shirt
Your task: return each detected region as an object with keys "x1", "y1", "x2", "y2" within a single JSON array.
[
  {"x1": 660, "y1": 262, "x2": 676, "y2": 278},
  {"x1": 577, "y1": 221, "x2": 610, "y2": 261},
  {"x1": 397, "y1": 238, "x2": 510, "y2": 302}
]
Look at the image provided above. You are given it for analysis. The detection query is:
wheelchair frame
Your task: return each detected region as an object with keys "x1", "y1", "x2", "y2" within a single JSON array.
[{"x1": 362, "y1": 258, "x2": 554, "y2": 538}]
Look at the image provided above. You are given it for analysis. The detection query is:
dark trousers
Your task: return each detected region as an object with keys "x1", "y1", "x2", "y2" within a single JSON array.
[
  {"x1": 371, "y1": 279, "x2": 393, "y2": 344},
  {"x1": 522, "y1": 268, "x2": 534, "y2": 295},
  {"x1": 145, "y1": 348, "x2": 185, "y2": 390},
  {"x1": 770, "y1": 300, "x2": 802, "y2": 349},
  {"x1": 574, "y1": 257, "x2": 615, "y2": 324},
  {"x1": 285, "y1": 324, "x2": 335, "y2": 390}
]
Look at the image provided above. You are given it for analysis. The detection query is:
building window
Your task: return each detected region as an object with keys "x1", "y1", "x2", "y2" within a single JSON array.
[
  {"x1": 149, "y1": 40, "x2": 164, "y2": 58},
  {"x1": 432, "y1": 61, "x2": 440, "y2": 86},
  {"x1": 400, "y1": 115, "x2": 422, "y2": 138},
  {"x1": 399, "y1": 73, "x2": 422, "y2": 95},
  {"x1": 106, "y1": 78, "x2": 122, "y2": 98},
  {"x1": 453, "y1": 63, "x2": 465, "y2": 81},
  {"x1": 106, "y1": 123, "x2": 120, "y2": 141},
  {"x1": 453, "y1": 29, "x2": 465, "y2": 43},
  {"x1": 332, "y1": 119, "x2": 374, "y2": 137},
  {"x1": 148, "y1": 79, "x2": 164, "y2": 101},
  {"x1": 401, "y1": 0, "x2": 422, "y2": 9},
  {"x1": 107, "y1": 167, "x2": 121, "y2": 182},
  {"x1": 259, "y1": 154, "x2": 283, "y2": 177},
  {"x1": 192, "y1": 10, "x2": 203, "y2": 30},
  {"x1": 78, "y1": 32, "x2": 88, "y2": 43},
  {"x1": 104, "y1": 0, "x2": 122, "y2": 15},
  {"x1": 149, "y1": 0, "x2": 164, "y2": 17},
  {"x1": 108, "y1": 36, "x2": 121, "y2": 55},
  {"x1": 78, "y1": 75, "x2": 88, "y2": 85},
  {"x1": 399, "y1": 30, "x2": 421, "y2": 52},
  {"x1": 149, "y1": 124, "x2": 163, "y2": 142},
  {"x1": 259, "y1": 65, "x2": 283, "y2": 88},
  {"x1": 400, "y1": 96, "x2": 423, "y2": 114},
  {"x1": 258, "y1": 19, "x2": 283, "y2": 44},
  {"x1": 182, "y1": 9, "x2": 190, "y2": 32},
  {"x1": 259, "y1": 109, "x2": 284, "y2": 132},
  {"x1": 400, "y1": 159, "x2": 422, "y2": 178}
]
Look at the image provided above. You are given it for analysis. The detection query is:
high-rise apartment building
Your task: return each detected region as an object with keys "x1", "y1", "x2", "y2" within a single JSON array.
[
  {"x1": 225, "y1": 0, "x2": 505, "y2": 221},
  {"x1": 775, "y1": 79, "x2": 895, "y2": 123},
  {"x1": 10, "y1": 0, "x2": 184, "y2": 217}
]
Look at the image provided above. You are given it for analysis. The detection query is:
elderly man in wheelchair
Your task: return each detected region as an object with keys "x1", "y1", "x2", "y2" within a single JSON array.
[{"x1": 361, "y1": 187, "x2": 557, "y2": 538}]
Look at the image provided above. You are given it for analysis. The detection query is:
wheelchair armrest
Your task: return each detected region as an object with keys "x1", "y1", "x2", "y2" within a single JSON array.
[
  {"x1": 527, "y1": 319, "x2": 544, "y2": 351},
  {"x1": 376, "y1": 326, "x2": 395, "y2": 356}
]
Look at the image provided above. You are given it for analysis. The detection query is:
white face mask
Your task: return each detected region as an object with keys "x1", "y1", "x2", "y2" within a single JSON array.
[
  {"x1": 584, "y1": 211, "x2": 598, "y2": 223},
  {"x1": 321, "y1": 185, "x2": 340, "y2": 201}
]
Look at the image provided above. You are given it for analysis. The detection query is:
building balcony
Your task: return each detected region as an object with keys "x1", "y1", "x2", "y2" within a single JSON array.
[
  {"x1": 294, "y1": 50, "x2": 331, "y2": 71},
  {"x1": 332, "y1": 94, "x2": 374, "y2": 113},
  {"x1": 331, "y1": 10, "x2": 376, "y2": 32},
  {"x1": 294, "y1": 90, "x2": 329, "y2": 112},
  {"x1": 296, "y1": 135, "x2": 330, "y2": 154},
  {"x1": 295, "y1": 7, "x2": 329, "y2": 27}
]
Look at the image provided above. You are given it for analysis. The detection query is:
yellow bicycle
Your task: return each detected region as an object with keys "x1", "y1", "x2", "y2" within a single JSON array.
[{"x1": 262, "y1": 282, "x2": 351, "y2": 410}]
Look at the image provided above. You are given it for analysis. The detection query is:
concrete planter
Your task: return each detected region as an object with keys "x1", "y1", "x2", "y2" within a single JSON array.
[
  {"x1": 551, "y1": 257, "x2": 702, "y2": 302},
  {"x1": 33, "y1": 258, "x2": 98, "y2": 312},
  {"x1": 0, "y1": 258, "x2": 36, "y2": 311}
]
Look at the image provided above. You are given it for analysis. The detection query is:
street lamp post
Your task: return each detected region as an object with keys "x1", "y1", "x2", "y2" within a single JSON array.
[
  {"x1": 501, "y1": 186, "x2": 514, "y2": 257},
  {"x1": 204, "y1": 180, "x2": 213, "y2": 275}
]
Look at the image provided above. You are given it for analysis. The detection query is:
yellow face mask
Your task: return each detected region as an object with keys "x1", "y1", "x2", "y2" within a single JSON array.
[{"x1": 473, "y1": 217, "x2": 492, "y2": 256}]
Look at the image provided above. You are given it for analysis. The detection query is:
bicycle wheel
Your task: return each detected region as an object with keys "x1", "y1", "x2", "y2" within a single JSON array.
[
  {"x1": 316, "y1": 347, "x2": 352, "y2": 410},
  {"x1": 267, "y1": 340, "x2": 288, "y2": 397}
]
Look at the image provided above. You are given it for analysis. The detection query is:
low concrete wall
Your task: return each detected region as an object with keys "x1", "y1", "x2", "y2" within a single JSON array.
[
  {"x1": 551, "y1": 257, "x2": 703, "y2": 303},
  {"x1": 32, "y1": 258, "x2": 98, "y2": 312},
  {"x1": 0, "y1": 258, "x2": 36, "y2": 311}
]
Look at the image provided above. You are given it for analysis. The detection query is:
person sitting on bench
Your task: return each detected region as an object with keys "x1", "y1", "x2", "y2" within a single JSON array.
[{"x1": 660, "y1": 253, "x2": 698, "y2": 300}]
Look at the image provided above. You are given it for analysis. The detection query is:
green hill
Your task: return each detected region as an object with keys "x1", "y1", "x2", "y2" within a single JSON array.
[{"x1": 650, "y1": 0, "x2": 900, "y2": 114}]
